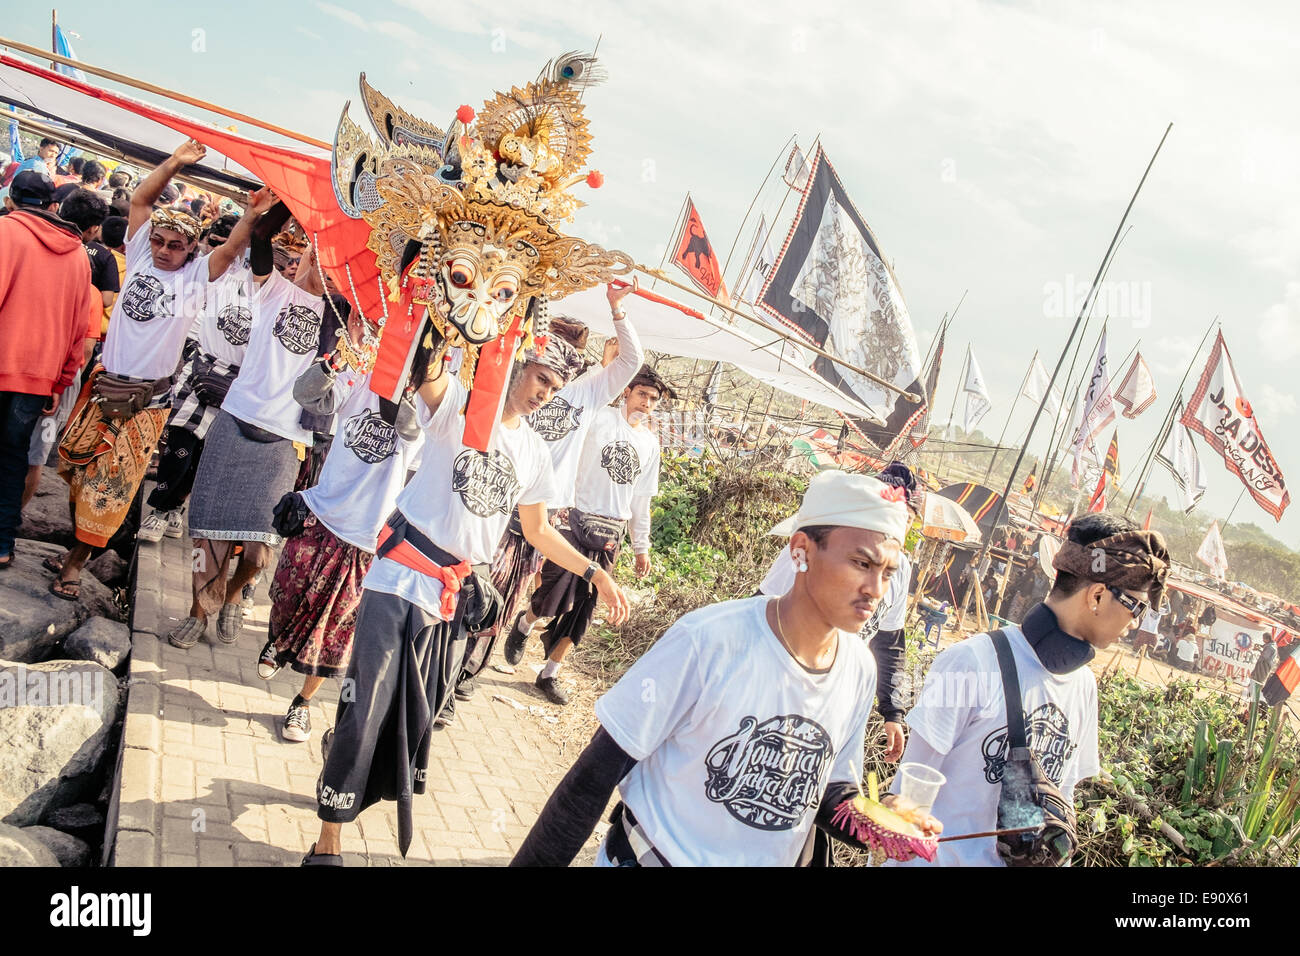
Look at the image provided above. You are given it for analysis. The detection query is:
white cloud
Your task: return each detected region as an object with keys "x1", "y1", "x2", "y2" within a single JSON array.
[
  {"x1": 314, "y1": 1, "x2": 367, "y2": 32},
  {"x1": 1256, "y1": 383, "x2": 1298, "y2": 422},
  {"x1": 1259, "y1": 281, "x2": 1300, "y2": 362}
]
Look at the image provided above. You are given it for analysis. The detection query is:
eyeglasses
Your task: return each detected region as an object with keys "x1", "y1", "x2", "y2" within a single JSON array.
[
  {"x1": 149, "y1": 234, "x2": 189, "y2": 252},
  {"x1": 1107, "y1": 585, "x2": 1148, "y2": 621}
]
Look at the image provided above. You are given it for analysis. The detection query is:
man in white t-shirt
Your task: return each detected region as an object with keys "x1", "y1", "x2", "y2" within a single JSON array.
[
  {"x1": 892, "y1": 512, "x2": 1170, "y2": 867},
  {"x1": 505, "y1": 362, "x2": 671, "y2": 706},
  {"x1": 52, "y1": 139, "x2": 216, "y2": 601},
  {"x1": 1175, "y1": 633, "x2": 1199, "y2": 672},
  {"x1": 170, "y1": 201, "x2": 333, "y2": 650},
  {"x1": 454, "y1": 291, "x2": 643, "y2": 703},
  {"x1": 758, "y1": 461, "x2": 921, "y2": 762},
  {"x1": 300, "y1": 337, "x2": 633, "y2": 865},
  {"x1": 512, "y1": 470, "x2": 941, "y2": 867}
]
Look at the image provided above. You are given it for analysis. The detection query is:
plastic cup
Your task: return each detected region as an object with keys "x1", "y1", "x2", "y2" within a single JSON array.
[{"x1": 898, "y1": 762, "x2": 946, "y2": 812}]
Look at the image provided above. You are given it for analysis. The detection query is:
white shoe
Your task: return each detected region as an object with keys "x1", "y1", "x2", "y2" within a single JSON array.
[
  {"x1": 138, "y1": 511, "x2": 167, "y2": 544},
  {"x1": 164, "y1": 509, "x2": 185, "y2": 538}
]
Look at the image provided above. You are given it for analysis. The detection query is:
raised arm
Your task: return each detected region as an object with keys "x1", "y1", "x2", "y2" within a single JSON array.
[
  {"x1": 248, "y1": 200, "x2": 294, "y2": 286},
  {"x1": 128, "y1": 139, "x2": 206, "y2": 239},
  {"x1": 208, "y1": 188, "x2": 276, "y2": 282},
  {"x1": 584, "y1": 280, "x2": 645, "y2": 403}
]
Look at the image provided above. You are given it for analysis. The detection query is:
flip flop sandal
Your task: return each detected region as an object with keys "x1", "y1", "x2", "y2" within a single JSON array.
[
  {"x1": 49, "y1": 577, "x2": 80, "y2": 601},
  {"x1": 0, "y1": 552, "x2": 13, "y2": 570},
  {"x1": 42, "y1": 555, "x2": 64, "y2": 574}
]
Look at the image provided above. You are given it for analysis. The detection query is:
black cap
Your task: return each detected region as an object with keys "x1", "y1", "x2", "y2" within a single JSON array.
[{"x1": 10, "y1": 170, "x2": 56, "y2": 207}]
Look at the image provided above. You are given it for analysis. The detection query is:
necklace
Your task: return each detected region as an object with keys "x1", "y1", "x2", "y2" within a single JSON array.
[{"x1": 771, "y1": 598, "x2": 835, "y2": 672}]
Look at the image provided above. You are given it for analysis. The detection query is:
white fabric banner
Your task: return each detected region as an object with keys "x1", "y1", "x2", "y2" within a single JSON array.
[
  {"x1": 783, "y1": 143, "x2": 810, "y2": 190},
  {"x1": 736, "y1": 215, "x2": 777, "y2": 305},
  {"x1": 1196, "y1": 520, "x2": 1229, "y2": 581},
  {"x1": 1113, "y1": 353, "x2": 1157, "y2": 419},
  {"x1": 1069, "y1": 328, "x2": 1117, "y2": 484},
  {"x1": 1155, "y1": 400, "x2": 1208, "y2": 513},
  {"x1": 1181, "y1": 332, "x2": 1291, "y2": 521},
  {"x1": 1021, "y1": 355, "x2": 1061, "y2": 416},
  {"x1": 962, "y1": 347, "x2": 992, "y2": 434},
  {"x1": 1202, "y1": 609, "x2": 1265, "y2": 683}
]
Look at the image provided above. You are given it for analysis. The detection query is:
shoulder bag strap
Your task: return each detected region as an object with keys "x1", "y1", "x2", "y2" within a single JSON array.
[{"x1": 989, "y1": 629, "x2": 1028, "y2": 752}]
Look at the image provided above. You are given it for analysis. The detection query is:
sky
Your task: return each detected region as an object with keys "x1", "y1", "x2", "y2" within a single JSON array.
[{"x1": 8, "y1": 0, "x2": 1300, "y2": 549}]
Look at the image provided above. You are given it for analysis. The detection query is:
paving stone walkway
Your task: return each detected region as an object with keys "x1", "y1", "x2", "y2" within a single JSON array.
[{"x1": 112, "y1": 494, "x2": 603, "y2": 866}]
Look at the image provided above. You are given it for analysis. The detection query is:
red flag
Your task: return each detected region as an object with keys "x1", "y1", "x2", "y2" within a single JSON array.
[
  {"x1": 1088, "y1": 471, "x2": 1107, "y2": 512},
  {"x1": 1142, "y1": 507, "x2": 1153, "y2": 530},
  {"x1": 673, "y1": 198, "x2": 728, "y2": 303}
]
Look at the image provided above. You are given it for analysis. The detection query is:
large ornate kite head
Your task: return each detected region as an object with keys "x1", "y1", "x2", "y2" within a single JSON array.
[{"x1": 331, "y1": 53, "x2": 633, "y2": 448}]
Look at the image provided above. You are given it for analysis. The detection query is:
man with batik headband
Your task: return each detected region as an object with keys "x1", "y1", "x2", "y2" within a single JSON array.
[
  {"x1": 513, "y1": 471, "x2": 941, "y2": 866},
  {"x1": 892, "y1": 512, "x2": 1169, "y2": 867},
  {"x1": 50, "y1": 139, "x2": 224, "y2": 600},
  {"x1": 170, "y1": 200, "x2": 334, "y2": 649},
  {"x1": 507, "y1": 357, "x2": 671, "y2": 705},
  {"x1": 301, "y1": 336, "x2": 632, "y2": 865},
  {"x1": 455, "y1": 284, "x2": 644, "y2": 704}
]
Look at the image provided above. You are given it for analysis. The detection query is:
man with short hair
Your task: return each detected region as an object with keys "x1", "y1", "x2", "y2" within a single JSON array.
[
  {"x1": 891, "y1": 512, "x2": 1169, "y2": 866},
  {"x1": 512, "y1": 470, "x2": 940, "y2": 866},
  {"x1": 0, "y1": 170, "x2": 98, "y2": 568},
  {"x1": 50, "y1": 139, "x2": 215, "y2": 600},
  {"x1": 52, "y1": 159, "x2": 107, "y2": 204},
  {"x1": 15, "y1": 138, "x2": 59, "y2": 179},
  {"x1": 507, "y1": 361, "x2": 670, "y2": 705},
  {"x1": 107, "y1": 169, "x2": 132, "y2": 191}
]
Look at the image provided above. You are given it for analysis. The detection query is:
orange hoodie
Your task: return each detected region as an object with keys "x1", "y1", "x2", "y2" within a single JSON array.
[{"x1": 0, "y1": 209, "x2": 97, "y2": 396}]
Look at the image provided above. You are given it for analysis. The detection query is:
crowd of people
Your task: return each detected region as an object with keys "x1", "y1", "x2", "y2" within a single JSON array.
[{"x1": 0, "y1": 136, "x2": 1180, "y2": 868}]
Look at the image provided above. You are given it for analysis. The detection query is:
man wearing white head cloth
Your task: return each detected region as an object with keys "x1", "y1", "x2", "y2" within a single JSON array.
[{"x1": 512, "y1": 470, "x2": 941, "y2": 866}]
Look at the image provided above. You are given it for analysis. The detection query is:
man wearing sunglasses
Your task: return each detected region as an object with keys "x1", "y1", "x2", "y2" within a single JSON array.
[{"x1": 891, "y1": 512, "x2": 1169, "y2": 866}]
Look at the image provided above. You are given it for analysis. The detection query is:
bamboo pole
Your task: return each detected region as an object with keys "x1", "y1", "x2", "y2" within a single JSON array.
[
  {"x1": 630, "y1": 264, "x2": 922, "y2": 402},
  {"x1": 982, "y1": 352, "x2": 1034, "y2": 485},
  {"x1": 718, "y1": 133, "x2": 795, "y2": 288},
  {"x1": 0, "y1": 34, "x2": 330, "y2": 149}
]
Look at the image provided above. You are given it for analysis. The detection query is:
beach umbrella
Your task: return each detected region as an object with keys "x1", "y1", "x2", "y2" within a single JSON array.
[{"x1": 921, "y1": 494, "x2": 982, "y2": 543}]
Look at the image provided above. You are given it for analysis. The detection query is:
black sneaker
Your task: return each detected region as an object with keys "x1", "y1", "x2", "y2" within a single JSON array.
[
  {"x1": 454, "y1": 676, "x2": 477, "y2": 701},
  {"x1": 257, "y1": 638, "x2": 280, "y2": 680},
  {"x1": 503, "y1": 611, "x2": 530, "y2": 666},
  {"x1": 535, "y1": 674, "x2": 569, "y2": 706},
  {"x1": 434, "y1": 694, "x2": 456, "y2": 728},
  {"x1": 282, "y1": 697, "x2": 312, "y2": 742},
  {"x1": 301, "y1": 842, "x2": 344, "y2": 866}
]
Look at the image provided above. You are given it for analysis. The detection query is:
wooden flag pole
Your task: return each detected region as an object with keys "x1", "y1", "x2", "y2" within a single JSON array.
[
  {"x1": 0, "y1": 34, "x2": 330, "y2": 149},
  {"x1": 630, "y1": 264, "x2": 922, "y2": 402}
]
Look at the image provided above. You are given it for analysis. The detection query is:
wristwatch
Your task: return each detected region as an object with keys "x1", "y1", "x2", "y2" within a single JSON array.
[{"x1": 582, "y1": 562, "x2": 599, "y2": 583}]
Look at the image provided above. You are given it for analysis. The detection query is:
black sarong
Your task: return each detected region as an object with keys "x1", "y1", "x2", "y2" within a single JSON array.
[
  {"x1": 316, "y1": 588, "x2": 469, "y2": 856},
  {"x1": 529, "y1": 520, "x2": 621, "y2": 658}
]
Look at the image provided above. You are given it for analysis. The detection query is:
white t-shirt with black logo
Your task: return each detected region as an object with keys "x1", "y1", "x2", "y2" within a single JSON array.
[
  {"x1": 594, "y1": 595, "x2": 874, "y2": 866},
  {"x1": 893, "y1": 625, "x2": 1100, "y2": 867},
  {"x1": 101, "y1": 226, "x2": 209, "y2": 386},
  {"x1": 301, "y1": 370, "x2": 425, "y2": 552},
  {"x1": 362, "y1": 376, "x2": 557, "y2": 618},
  {"x1": 572, "y1": 406, "x2": 660, "y2": 521},
  {"x1": 526, "y1": 318, "x2": 644, "y2": 509},
  {"x1": 196, "y1": 261, "x2": 253, "y2": 366},
  {"x1": 220, "y1": 270, "x2": 324, "y2": 444},
  {"x1": 760, "y1": 549, "x2": 912, "y2": 638}
]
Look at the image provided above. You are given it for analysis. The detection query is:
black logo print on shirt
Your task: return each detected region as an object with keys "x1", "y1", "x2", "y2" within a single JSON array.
[
  {"x1": 272, "y1": 303, "x2": 322, "y2": 355},
  {"x1": 600, "y1": 440, "x2": 641, "y2": 485},
  {"x1": 217, "y1": 305, "x2": 252, "y2": 347},
  {"x1": 120, "y1": 274, "x2": 170, "y2": 322},
  {"x1": 343, "y1": 410, "x2": 397, "y2": 465},
  {"x1": 528, "y1": 397, "x2": 583, "y2": 442},
  {"x1": 981, "y1": 702, "x2": 1077, "y2": 786},
  {"x1": 703, "y1": 714, "x2": 833, "y2": 831},
  {"x1": 451, "y1": 449, "x2": 520, "y2": 517}
]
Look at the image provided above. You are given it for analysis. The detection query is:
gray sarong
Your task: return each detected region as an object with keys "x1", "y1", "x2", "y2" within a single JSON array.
[{"x1": 187, "y1": 408, "x2": 301, "y2": 546}]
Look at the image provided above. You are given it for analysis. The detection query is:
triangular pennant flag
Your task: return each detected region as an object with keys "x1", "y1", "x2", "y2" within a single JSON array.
[
  {"x1": 1113, "y1": 353, "x2": 1157, "y2": 419},
  {"x1": 1103, "y1": 430, "x2": 1121, "y2": 487},
  {"x1": 1142, "y1": 507, "x2": 1154, "y2": 530},
  {"x1": 1021, "y1": 355, "x2": 1061, "y2": 416},
  {"x1": 735, "y1": 215, "x2": 776, "y2": 305},
  {"x1": 1196, "y1": 521, "x2": 1229, "y2": 580},
  {"x1": 673, "y1": 198, "x2": 728, "y2": 303},
  {"x1": 962, "y1": 347, "x2": 992, "y2": 435},
  {"x1": 1088, "y1": 471, "x2": 1108, "y2": 512},
  {"x1": 783, "y1": 143, "x2": 810, "y2": 191},
  {"x1": 1070, "y1": 328, "x2": 1117, "y2": 485},
  {"x1": 1156, "y1": 399, "x2": 1208, "y2": 513}
]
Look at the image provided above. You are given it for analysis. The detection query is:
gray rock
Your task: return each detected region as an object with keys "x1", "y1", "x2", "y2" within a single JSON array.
[
  {"x1": 16, "y1": 467, "x2": 74, "y2": 547},
  {"x1": 21, "y1": 826, "x2": 91, "y2": 867},
  {"x1": 0, "y1": 658, "x2": 122, "y2": 827},
  {"x1": 43, "y1": 803, "x2": 104, "y2": 844},
  {"x1": 62, "y1": 617, "x2": 131, "y2": 671},
  {"x1": 0, "y1": 539, "x2": 120, "y2": 663},
  {"x1": 0, "y1": 822, "x2": 59, "y2": 866},
  {"x1": 86, "y1": 551, "x2": 129, "y2": 588}
]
